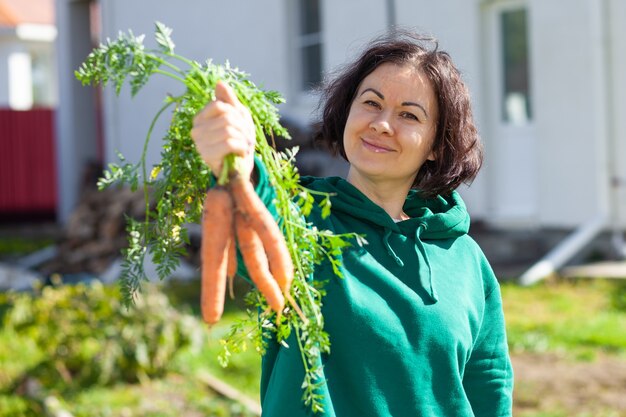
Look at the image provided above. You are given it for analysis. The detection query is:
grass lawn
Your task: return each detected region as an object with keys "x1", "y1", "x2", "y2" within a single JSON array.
[
  {"x1": 502, "y1": 278, "x2": 626, "y2": 359},
  {"x1": 502, "y1": 278, "x2": 626, "y2": 417},
  {"x1": 0, "y1": 235, "x2": 55, "y2": 259}
]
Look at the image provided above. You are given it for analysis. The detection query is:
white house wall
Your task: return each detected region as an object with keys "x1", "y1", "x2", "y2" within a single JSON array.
[
  {"x1": 321, "y1": 0, "x2": 387, "y2": 71},
  {"x1": 531, "y1": 0, "x2": 610, "y2": 227},
  {"x1": 609, "y1": 0, "x2": 626, "y2": 228}
]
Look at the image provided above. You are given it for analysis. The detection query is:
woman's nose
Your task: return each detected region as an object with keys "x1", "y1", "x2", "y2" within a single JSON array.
[{"x1": 369, "y1": 112, "x2": 394, "y2": 135}]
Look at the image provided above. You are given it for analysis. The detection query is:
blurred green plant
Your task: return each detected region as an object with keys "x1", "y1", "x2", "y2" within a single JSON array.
[
  {"x1": 1, "y1": 280, "x2": 205, "y2": 394},
  {"x1": 609, "y1": 280, "x2": 626, "y2": 312},
  {"x1": 0, "y1": 236, "x2": 54, "y2": 257},
  {"x1": 0, "y1": 395, "x2": 40, "y2": 417},
  {"x1": 502, "y1": 279, "x2": 626, "y2": 359}
]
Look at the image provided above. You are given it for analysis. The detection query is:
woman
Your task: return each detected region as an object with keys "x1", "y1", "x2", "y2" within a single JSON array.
[{"x1": 191, "y1": 31, "x2": 513, "y2": 417}]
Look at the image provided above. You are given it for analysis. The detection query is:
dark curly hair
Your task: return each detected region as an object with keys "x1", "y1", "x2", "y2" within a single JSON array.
[{"x1": 313, "y1": 30, "x2": 483, "y2": 198}]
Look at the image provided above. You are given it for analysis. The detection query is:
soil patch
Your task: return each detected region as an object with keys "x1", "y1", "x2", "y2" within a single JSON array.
[{"x1": 512, "y1": 352, "x2": 626, "y2": 416}]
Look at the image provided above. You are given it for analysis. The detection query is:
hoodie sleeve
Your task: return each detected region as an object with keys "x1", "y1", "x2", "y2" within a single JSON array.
[
  {"x1": 250, "y1": 156, "x2": 278, "y2": 213},
  {"x1": 462, "y1": 267, "x2": 514, "y2": 417}
]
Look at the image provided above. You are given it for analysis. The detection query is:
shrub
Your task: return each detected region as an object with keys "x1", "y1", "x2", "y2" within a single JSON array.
[{"x1": 1, "y1": 280, "x2": 205, "y2": 393}]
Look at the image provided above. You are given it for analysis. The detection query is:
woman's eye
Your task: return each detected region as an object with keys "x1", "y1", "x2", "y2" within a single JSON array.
[
  {"x1": 364, "y1": 100, "x2": 381, "y2": 108},
  {"x1": 401, "y1": 112, "x2": 419, "y2": 121}
]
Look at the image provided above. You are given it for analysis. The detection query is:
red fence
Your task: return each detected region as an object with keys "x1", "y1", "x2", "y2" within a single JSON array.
[{"x1": 0, "y1": 108, "x2": 57, "y2": 216}]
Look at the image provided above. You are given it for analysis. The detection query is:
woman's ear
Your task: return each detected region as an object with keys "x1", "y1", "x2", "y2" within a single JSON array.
[{"x1": 426, "y1": 150, "x2": 436, "y2": 161}]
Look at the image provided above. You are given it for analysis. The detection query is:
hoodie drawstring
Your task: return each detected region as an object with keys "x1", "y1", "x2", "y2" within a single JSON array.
[
  {"x1": 382, "y1": 225, "x2": 438, "y2": 304},
  {"x1": 383, "y1": 229, "x2": 405, "y2": 267},
  {"x1": 415, "y1": 223, "x2": 438, "y2": 303}
]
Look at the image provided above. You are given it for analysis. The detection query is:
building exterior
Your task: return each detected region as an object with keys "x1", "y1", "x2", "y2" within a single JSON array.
[
  {"x1": 0, "y1": 0, "x2": 58, "y2": 217},
  {"x1": 0, "y1": 0, "x2": 57, "y2": 109},
  {"x1": 55, "y1": 0, "x2": 626, "y2": 243}
]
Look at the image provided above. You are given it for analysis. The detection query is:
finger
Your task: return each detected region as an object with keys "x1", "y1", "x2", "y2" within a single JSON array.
[
  {"x1": 194, "y1": 108, "x2": 255, "y2": 150},
  {"x1": 193, "y1": 100, "x2": 233, "y2": 125},
  {"x1": 193, "y1": 140, "x2": 248, "y2": 174},
  {"x1": 215, "y1": 81, "x2": 240, "y2": 107},
  {"x1": 210, "y1": 137, "x2": 251, "y2": 157},
  {"x1": 192, "y1": 114, "x2": 252, "y2": 146},
  {"x1": 191, "y1": 124, "x2": 251, "y2": 156},
  {"x1": 193, "y1": 106, "x2": 241, "y2": 129}
]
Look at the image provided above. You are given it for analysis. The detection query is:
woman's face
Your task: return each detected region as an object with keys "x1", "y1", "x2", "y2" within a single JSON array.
[{"x1": 343, "y1": 63, "x2": 438, "y2": 188}]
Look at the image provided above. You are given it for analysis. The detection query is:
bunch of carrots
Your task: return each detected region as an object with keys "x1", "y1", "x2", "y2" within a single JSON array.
[
  {"x1": 201, "y1": 169, "x2": 303, "y2": 325},
  {"x1": 75, "y1": 23, "x2": 351, "y2": 411}
]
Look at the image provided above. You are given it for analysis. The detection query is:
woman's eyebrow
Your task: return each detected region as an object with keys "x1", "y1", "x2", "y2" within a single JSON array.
[
  {"x1": 360, "y1": 87, "x2": 384, "y2": 100},
  {"x1": 360, "y1": 87, "x2": 429, "y2": 119},
  {"x1": 402, "y1": 101, "x2": 429, "y2": 119}
]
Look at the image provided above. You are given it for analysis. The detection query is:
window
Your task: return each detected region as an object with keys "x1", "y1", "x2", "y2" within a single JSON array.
[
  {"x1": 8, "y1": 52, "x2": 32, "y2": 110},
  {"x1": 297, "y1": 0, "x2": 323, "y2": 91},
  {"x1": 500, "y1": 8, "x2": 531, "y2": 124},
  {"x1": 31, "y1": 49, "x2": 57, "y2": 107}
]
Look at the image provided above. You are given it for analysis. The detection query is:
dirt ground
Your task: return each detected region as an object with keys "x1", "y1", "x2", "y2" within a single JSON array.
[{"x1": 512, "y1": 352, "x2": 626, "y2": 416}]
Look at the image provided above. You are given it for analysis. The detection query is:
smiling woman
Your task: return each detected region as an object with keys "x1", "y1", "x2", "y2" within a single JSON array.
[{"x1": 191, "y1": 29, "x2": 512, "y2": 417}]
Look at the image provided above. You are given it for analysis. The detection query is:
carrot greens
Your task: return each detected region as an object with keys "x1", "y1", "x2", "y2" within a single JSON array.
[{"x1": 75, "y1": 22, "x2": 361, "y2": 412}]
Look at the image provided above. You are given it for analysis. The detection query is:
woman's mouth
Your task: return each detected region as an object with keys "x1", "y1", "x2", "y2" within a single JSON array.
[{"x1": 361, "y1": 138, "x2": 394, "y2": 153}]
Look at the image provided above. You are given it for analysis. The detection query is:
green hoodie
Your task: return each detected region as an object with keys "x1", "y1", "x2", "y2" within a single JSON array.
[{"x1": 247, "y1": 162, "x2": 513, "y2": 417}]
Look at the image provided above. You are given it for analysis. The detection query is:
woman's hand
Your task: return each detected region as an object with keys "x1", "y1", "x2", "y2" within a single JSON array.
[{"x1": 191, "y1": 81, "x2": 256, "y2": 179}]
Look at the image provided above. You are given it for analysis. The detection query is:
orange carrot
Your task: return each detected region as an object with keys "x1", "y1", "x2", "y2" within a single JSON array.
[
  {"x1": 234, "y1": 211, "x2": 285, "y2": 315},
  {"x1": 200, "y1": 186, "x2": 233, "y2": 325},
  {"x1": 226, "y1": 226, "x2": 237, "y2": 299},
  {"x1": 229, "y1": 173, "x2": 294, "y2": 293}
]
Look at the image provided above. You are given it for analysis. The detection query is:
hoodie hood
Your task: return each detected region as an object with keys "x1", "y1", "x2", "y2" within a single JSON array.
[
  {"x1": 301, "y1": 176, "x2": 471, "y2": 303},
  {"x1": 301, "y1": 176, "x2": 469, "y2": 238}
]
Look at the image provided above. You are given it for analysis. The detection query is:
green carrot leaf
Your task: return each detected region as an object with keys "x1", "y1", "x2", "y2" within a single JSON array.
[{"x1": 155, "y1": 21, "x2": 175, "y2": 54}]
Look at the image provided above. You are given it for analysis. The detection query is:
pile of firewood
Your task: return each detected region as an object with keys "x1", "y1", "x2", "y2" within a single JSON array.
[{"x1": 38, "y1": 186, "x2": 147, "y2": 275}]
